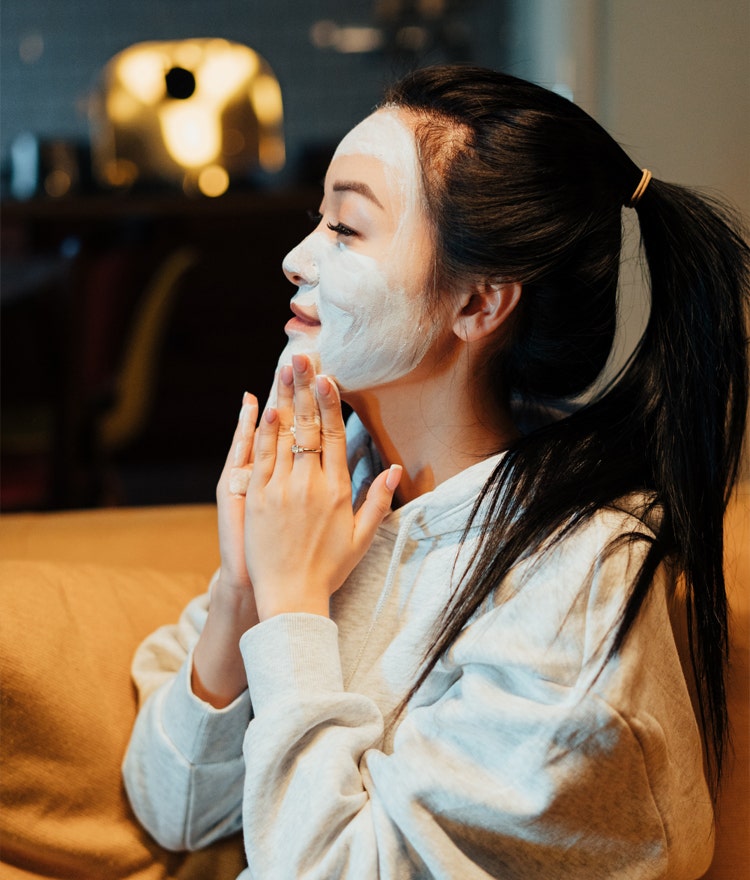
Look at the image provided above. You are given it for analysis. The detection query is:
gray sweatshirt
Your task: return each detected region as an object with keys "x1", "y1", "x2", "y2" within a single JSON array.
[{"x1": 123, "y1": 415, "x2": 714, "y2": 879}]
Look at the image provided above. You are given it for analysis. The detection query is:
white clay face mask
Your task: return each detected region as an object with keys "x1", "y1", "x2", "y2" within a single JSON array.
[{"x1": 278, "y1": 109, "x2": 439, "y2": 392}]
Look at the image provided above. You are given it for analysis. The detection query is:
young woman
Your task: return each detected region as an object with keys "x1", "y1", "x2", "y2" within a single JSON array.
[{"x1": 124, "y1": 65, "x2": 749, "y2": 878}]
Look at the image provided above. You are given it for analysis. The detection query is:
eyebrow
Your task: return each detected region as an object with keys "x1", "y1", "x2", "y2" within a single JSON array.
[{"x1": 331, "y1": 180, "x2": 385, "y2": 210}]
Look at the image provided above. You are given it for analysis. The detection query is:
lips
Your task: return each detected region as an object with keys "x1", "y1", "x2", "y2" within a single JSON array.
[
  {"x1": 290, "y1": 302, "x2": 320, "y2": 325},
  {"x1": 285, "y1": 301, "x2": 321, "y2": 335}
]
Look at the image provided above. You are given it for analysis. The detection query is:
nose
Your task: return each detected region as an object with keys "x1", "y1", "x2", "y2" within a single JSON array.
[{"x1": 282, "y1": 237, "x2": 319, "y2": 287}]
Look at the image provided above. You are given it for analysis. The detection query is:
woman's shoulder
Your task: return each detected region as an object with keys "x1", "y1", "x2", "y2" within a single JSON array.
[
  {"x1": 603, "y1": 491, "x2": 662, "y2": 536},
  {"x1": 533, "y1": 493, "x2": 663, "y2": 608},
  {"x1": 535, "y1": 491, "x2": 662, "y2": 573},
  {"x1": 450, "y1": 494, "x2": 666, "y2": 676}
]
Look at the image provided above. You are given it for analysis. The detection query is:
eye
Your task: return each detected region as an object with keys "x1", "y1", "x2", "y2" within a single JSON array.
[{"x1": 327, "y1": 221, "x2": 357, "y2": 237}]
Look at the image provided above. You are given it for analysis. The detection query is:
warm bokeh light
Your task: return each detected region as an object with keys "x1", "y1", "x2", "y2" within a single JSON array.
[
  {"x1": 114, "y1": 47, "x2": 167, "y2": 106},
  {"x1": 197, "y1": 165, "x2": 230, "y2": 197},
  {"x1": 223, "y1": 128, "x2": 246, "y2": 156},
  {"x1": 252, "y1": 74, "x2": 284, "y2": 126},
  {"x1": 159, "y1": 102, "x2": 221, "y2": 167},
  {"x1": 251, "y1": 74, "x2": 285, "y2": 171},
  {"x1": 172, "y1": 41, "x2": 205, "y2": 71},
  {"x1": 102, "y1": 158, "x2": 138, "y2": 187},
  {"x1": 44, "y1": 169, "x2": 71, "y2": 197},
  {"x1": 201, "y1": 43, "x2": 259, "y2": 100},
  {"x1": 90, "y1": 39, "x2": 285, "y2": 192},
  {"x1": 258, "y1": 134, "x2": 286, "y2": 173},
  {"x1": 106, "y1": 90, "x2": 141, "y2": 124}
]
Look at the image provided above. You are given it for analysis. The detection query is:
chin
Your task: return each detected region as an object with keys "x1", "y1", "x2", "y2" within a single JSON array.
[{"x1": 278, "y1": 338, "x2": 321, "y2": 374}]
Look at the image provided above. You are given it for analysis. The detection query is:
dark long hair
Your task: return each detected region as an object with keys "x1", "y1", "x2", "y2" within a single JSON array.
[{"x1": 384, "y1": 65, "x2": 749, "y2": 794}]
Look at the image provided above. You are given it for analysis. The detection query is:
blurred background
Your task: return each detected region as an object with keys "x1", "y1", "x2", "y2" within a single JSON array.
[{"x1": 1, "y1": 0, "x2": 748, "y2": 511}]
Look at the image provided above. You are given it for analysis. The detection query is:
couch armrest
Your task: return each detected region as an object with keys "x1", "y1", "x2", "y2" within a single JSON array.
[
  {"x1": 0, "y1": 505, "x2": 244, "y2": 880},
  {"x1": 0, "y1": 504, "x2": 218, "y2": 577}
]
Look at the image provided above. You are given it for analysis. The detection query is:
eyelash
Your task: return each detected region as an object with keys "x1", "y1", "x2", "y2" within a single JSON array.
[
  {"x1": 306, "y1": 210, "x2": 357, "y2": 238},
  {"x1": 327, "y1": 221, "x2": 356, "y2": 237}
]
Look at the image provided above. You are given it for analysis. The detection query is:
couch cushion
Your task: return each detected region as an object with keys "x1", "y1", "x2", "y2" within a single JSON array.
[
  {"x1": 0, "y1": 559, "x2": 245, "y2": 880},
  {"x1": 702, "y1": 486, "x2": 750, "y2": 879},
  {"x1": 0, "y1": 504, "x2": 218, "y2": 576}
]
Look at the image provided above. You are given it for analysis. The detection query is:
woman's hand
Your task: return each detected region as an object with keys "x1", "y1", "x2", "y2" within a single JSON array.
[
  {"x1": 216, "y1": 391, "x2": 259, "y2": 597},
  {"x1": 191, "y1": 391, "x2": 261, "y2": 707},
  {"x1": 244, "y1": 354, "x2": 401, "y2": 620}
]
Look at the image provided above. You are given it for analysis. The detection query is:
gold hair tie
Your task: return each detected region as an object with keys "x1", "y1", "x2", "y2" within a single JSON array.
[{"x1": 627, "y1": 169, "x2": 652, "y2": 208}]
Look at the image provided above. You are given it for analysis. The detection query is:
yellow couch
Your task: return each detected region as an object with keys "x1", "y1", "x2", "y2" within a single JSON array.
[{"x1": 0, "y1": 492, "x2": 747, "y2": 879}]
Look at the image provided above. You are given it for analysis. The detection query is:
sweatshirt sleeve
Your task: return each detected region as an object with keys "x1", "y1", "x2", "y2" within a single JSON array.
[
  {"x1": 122, "y1": 580, "x2": 251, "y2": 851},
  {"x1": 238, "y1": 562, "x2": 713, "y2": 878}
]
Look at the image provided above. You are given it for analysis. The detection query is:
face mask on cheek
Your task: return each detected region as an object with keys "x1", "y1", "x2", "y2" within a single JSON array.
[
  {"x1": 276, "y1": 107, "x2": 438, "y2": 395},
  {"x1": 281, "y1": 233, "x2": 436, "y2": 392}
]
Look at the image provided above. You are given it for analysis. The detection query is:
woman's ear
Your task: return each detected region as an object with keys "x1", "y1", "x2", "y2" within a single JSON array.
[{"x1": 452, "y1": 279, "x2": 522, "y2": 343}]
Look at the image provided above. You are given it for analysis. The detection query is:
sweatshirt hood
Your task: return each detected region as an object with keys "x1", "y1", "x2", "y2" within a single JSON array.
[{"x1": 346, "y1": 413, "x2": 505, "y2": 541}]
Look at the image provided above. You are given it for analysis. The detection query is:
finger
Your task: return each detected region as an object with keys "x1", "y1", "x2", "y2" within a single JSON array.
[
  {"x1": 353, "y1": 465, "x2": 402, "y2": 551},
  {"x1": 248, "y1": 406, "x2": 280, "y2": 488},
  {"x1": 315, "y1": 375, "x2": 348, "y2": 474},
  {"x1": 271, "y1": 364, "x2": 295, "y2": 474},
  {"x1": 233, "y1": 393, "x2": 258, "y2": 467},
  {"x1": 275, "y1": 364, "x2": 295, "y2": 432},
  {"x1": 291, "y1": 354, "x2": 322, "y2": 457},
  {"x1": 219, "y1": 392, "x2": 257, "y2": 497},
  {"x1": 228, "y1": 467, "x2": 252, "y2": 496}
]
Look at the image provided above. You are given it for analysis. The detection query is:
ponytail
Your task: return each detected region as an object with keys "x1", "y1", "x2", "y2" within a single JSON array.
[
  {"x1": 386, "y1": 65, "x2": 750, "y2": 794},
  {"x1": 626, "y1": 180, "x2": 749, "y2": 788}
]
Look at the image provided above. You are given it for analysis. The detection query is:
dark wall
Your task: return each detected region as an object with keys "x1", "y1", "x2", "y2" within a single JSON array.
[
  {"x1": 1, "y1": 0, "x2": 517, "y2": 511},
  {"x1": 0, "y1": 0, "x2": 513, "y2": 178}
]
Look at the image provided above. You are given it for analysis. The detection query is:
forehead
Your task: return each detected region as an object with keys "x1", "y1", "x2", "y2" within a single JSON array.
[
  {"x1": 327, "y1": 110, "x2": 423, "y2": 220},
  {"x1": 333, "y1": 109, "x2": 418, "y2": 168}
]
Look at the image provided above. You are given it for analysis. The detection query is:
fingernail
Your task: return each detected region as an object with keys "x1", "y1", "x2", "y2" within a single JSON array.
[
  {"x1": 280, "y1": 364, "x2": 294, "y2": 386},
  {"x1": 292, "y1": 353, "x2": 307, "y2": 374},
  {"x1": 264, "y1": 407, "x2": 278, "y2": 424},
  {"x1": 386, "y1": 464, "x2": 402, "y2": 491},
  {"x1": 315, "y1": 374, "x2": 331, "y2": 396}
]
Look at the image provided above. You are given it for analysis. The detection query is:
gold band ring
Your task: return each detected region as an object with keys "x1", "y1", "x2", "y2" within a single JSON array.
[{"x1": 291, "y1": 444, "x2": 322, "y2": 454}]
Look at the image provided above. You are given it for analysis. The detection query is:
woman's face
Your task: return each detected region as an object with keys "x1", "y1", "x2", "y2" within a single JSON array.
[{"x1": 280, "y1": 109, "x2": 439, "y2": 392}]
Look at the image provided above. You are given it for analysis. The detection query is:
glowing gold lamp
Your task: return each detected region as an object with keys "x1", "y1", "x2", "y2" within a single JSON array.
[{"x1": 89, "y1": 39, "x2": 285, "y2": 195}]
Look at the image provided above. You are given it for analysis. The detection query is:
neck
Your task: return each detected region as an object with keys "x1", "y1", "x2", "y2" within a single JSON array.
[{"x1": 345, "y1": 360, "x2": 518, "y2": 506}]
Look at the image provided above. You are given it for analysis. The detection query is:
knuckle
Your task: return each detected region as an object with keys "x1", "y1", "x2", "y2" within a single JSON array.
[
  {"x1": 322, "y1": 426, "x2": 346, "y2": 442},
  {"x1": 330, "y1": 477, "x2": 351, "y2": 500},
  {"x1": 295, "y1": 412, "x2": 320, "y2": 429}
]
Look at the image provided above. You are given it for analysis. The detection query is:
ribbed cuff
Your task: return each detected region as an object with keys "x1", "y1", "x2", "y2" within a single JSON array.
[
  {"x1": 160, "y1": 653, "x2": 252, "y2": 764},
  {"x1": 239, "y1": 614, "x2": 343, "y2": 714}
]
